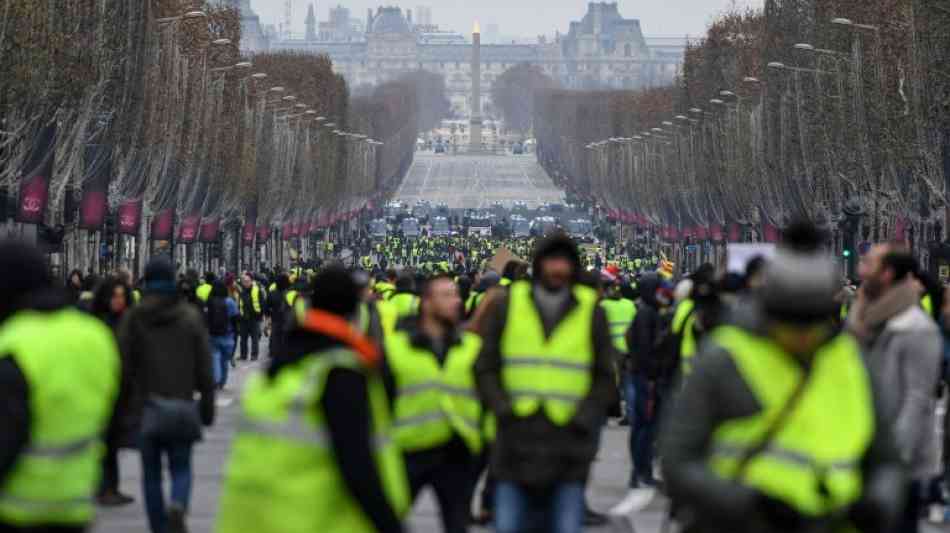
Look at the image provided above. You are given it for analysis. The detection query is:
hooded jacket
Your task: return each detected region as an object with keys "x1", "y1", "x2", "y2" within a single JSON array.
[
  {"x1": 475, "y1": 233, "x2": 617, "y2": 486},
  {"x1": 117, "y1": 294, "x2": 216, "y2": 430},
  {"x1": 626, "y1": 273, "x2": 663, "y2": 376}
]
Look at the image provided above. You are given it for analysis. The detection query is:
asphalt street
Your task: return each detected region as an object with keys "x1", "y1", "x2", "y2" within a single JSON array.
[
  {"x1": 90, "y1": 349, "x2": 666, "y2": 533},
  {"x1": 90, "y1": 349, "x2": 950, "y2": 533},
  {"x1": 395, "y1": 153, "x2": 565, "y2": 209}
]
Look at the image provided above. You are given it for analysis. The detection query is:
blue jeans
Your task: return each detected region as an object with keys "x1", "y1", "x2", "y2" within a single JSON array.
[
  {"x1": 140, "y1": 434, "x2": 193, "y2": 533},
  {"x1": 210, "y1": 335, "x2": 235, "y2": 387},
  {"x1": 622, "y1": 373, "x2": 637, "y2": 473},
  {"x1": 495, "y1": 481, "x2": 584, "y2": 533},
  {"x1": 631, "y1": 374, "x2": 659, "y2": 485}
]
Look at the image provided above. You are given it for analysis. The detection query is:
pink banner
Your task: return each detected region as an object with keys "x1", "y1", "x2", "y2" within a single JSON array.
[
  {"x1": 763, "y1": 224, "x2": 779, "y2": 243},
  {"x1": 178, "y1": 215, "x2": 200, "y2": 243},
  {"x1": 242, "y1": 222, "x2": 256, "y2": 245},
  {"x1": 709, "y1": 224, "x2": 724, "y2": 241},
  {"x1": 150, "y1": 209, "x2": 174, "y2": 241},
  {"x1": 199, "y1": 218, "x2": 219, "y2": 243},
  {"x1": 728, "y1": 223, "x2": 741, "y2": 242},
  {"x1": 256, "y1": 225, "x2": 270, "y2": 243},
  {"x1": 118, "y1": 199, "x2": 143, "y2": 236}
]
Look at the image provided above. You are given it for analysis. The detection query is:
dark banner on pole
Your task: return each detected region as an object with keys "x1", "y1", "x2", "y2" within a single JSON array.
[
  {"x1": 16, "y1": 123, "x2": 57, "y2": 224},
  {"x1": 118, "y1": 199, "x2": 143, "y2": 235},
  {"x1": 242, "y1": 222, "x2": 256, "y2": 245},
  {"x1": 79, "y1": 145, "x2": 111, "y2": 230},
  {"x1": 151, "y1": 209, "x2": 174, "y2": 241}
]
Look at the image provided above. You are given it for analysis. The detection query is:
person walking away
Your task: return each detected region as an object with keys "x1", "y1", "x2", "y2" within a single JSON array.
[
  {"x1": 661, "y1": 222, "x2": 905, "y2": 533},
  {"x1": 238, "y1": 272, "x2": 264, "y2": 361},
  {"x1": 118, "y1": 258, "x2": 216, "y2": 533},
  {"x1": 391, "y1": 274, "x2": 420, "y2": 323},
  {"x1": 848, "y1": 244, "x2": 943, "y2": 533},
  {"x1": 66, "y1": 268, "x2": 84, "y2": 304},
  {"x1": 0, "y1": 241, "x2": 122, "y2": 533},
  {"x1": 475, "y1": 233, "x2": 615, "y2": 533},
  {"x1": 205, "y1": 281, "x2": 239, "y2": 390},
  {"x1": 91, "y1": 276, "x2": 136, "y2": 506},
  {"x1": 196, "y1": 272, "x2": 215, "y2": 303},
  {"x1": 382, "y1": 274, "x2": 483, "y2": 533},
  {"x1": 599, "y1": 279, "x2": 637, "y2": 426},
  {"x1": 624, "y1": 272, "x2": 672, "y2": 488},
  {"x1": 264, "y1": 274, "x2": 292, "y2": 358},
  {"x1": 216, "y1": 267, "x2": 410, "y2": 533}
]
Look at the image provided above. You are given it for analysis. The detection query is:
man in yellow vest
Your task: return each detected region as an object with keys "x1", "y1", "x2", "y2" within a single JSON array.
[
  {"x1": 237, "y1": 272, "x2": 264, "y2": 361},
  {"x1": 196, "y1": 272, "x2": 215, "y2": 302},
  {"x1": 475, "y1": 234, "x2": 616, "y2": 533},
  {"x1": 375, "y1": 269, "x2": 398, "y2": 301},
  {"x1": 381, "y1": 273, "x2": 483, "y2": 533},
  {"x1": 0, "y1": 241, "x2": 121, "y2": 532},
  {"x1": 660, "y1": 222, "x2": 904, "y2": 533},
  {"x1": 390, "y1": 274, "x2": 420, "y2": 324},
  {"x1": 217, "y1": 267, "x2": 410, "y2": 533}
]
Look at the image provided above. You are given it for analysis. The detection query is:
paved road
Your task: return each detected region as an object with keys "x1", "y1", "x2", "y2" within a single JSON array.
[
  {"x1": 90, "y1": 352, "x2": 663, "y2": 533},
  {"x1": 395, "y1": 153, "x2": 565, "y2": 209},
  {"x1": 90, "y1": 351, "x2": 950, "y2": 533}
]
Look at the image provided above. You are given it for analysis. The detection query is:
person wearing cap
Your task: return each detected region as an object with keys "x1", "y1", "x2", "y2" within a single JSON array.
[
  {"x1": 380, "y1": 273, "x2": 483, "y2": 533},
  {"x1": 0, "y1": 241, "x2": 122, "y2": 533},
  {"x1": 217, "y1": 267, "x2": 410, "y2": 533},
  {"x1": 660, "y1": 222, "x2": 904, "y2": 533},
  {"x1": 475, "y1": 233, "x2": 616, "y2": 533},
  {"x1": 848, "y1": 243, "x2": 942, "y2": 533}
]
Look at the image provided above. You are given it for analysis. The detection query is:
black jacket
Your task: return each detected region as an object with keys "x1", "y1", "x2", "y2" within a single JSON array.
[
  {"x1": 625, "y1": 274, "x2": 662, "y2": 377},
  {"x1": 474, "y1": 283, "x2": 617, "y2": 487},
  {"x1": 117, "y1": 295, "x2": 216, "y2": 429}
]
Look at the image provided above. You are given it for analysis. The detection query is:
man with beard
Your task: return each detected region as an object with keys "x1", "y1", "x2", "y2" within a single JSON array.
[
  {"x1": 475, "y1": 233, "x2": 616, "y2": 533},
  {"x1": 381, "y1": 274, "x2": 483, "y2": 532},
  {"x1": 848, "y1": 244, "x2": 942, "y2": 533}
]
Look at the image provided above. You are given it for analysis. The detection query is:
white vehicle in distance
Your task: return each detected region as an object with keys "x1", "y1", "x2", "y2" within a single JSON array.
[{"x1": 401, "y1": 217, "x2": 421, "y2": 239}]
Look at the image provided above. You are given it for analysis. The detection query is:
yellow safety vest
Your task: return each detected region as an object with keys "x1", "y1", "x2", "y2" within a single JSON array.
[
  {"x1": 238, "y1": 284, "x2": 263, "y2": 316},
  {"x1": 673, "y1": 299, "x2": 698, "y2": 374},
  {"x1": 386, "y1": 331, "x2": 484, "y2": 454},
  {"x1": 217, "y1": 349, "x2": 410, "y2": 533},
  {"x1": 709, "y1": 327, "x2": 873, "y2": 519},
  {"x1": 196, "y1": 283, "x2": 212, "y2": 302},
  {"x1": 375, "y1": 282, "x2": 396, "y2": 301},
  {"x1": 499, "y1": 281, "x2": 596, "y2": 426},
  {"x1": 599, "y1": 298, "x2": 637, "y2": 353},
  {"x1": 376, "y1": 300, "x2": 398, "y2": 337},
  {"x1": 0, "y1": 310, "x2": 120, "y2": 526},
  {"x1": 390, "y1": 293, "x2": 420, "y2": 320}
]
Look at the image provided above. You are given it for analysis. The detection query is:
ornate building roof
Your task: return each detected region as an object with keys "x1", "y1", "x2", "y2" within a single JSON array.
[{"x1": 370, "y1": 7, "x2": 412, "y2": 34}]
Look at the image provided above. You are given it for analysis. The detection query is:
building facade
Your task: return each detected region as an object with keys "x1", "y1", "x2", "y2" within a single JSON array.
[{"x1": 240, "y1": 3, "x2": 688, "y2": 118}]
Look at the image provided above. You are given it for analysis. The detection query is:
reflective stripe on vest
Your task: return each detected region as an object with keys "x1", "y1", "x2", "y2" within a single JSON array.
[
  {"x1": 0, "y1": 310, "x2": 120, "y2": 526},
  {"x1": 680, "y1": 312, "x2": 699, "y2": 375},
  {"x1": 217, "y1": 349, "x2": 410, "y2": 533},
  {"x1": 499, "y1": 281, "x2": 596, "y2": 426},
  {"x1": 708, "y1": 326, "x2": 873, "y2": 517},
  {"x1": 385, "y1": 331, "x2": 484, "y2": 454}
]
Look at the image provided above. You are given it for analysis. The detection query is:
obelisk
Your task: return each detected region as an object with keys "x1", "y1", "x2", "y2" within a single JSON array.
[{"x1": 469, "y1": 21, "x2": 483, "y2": 152}]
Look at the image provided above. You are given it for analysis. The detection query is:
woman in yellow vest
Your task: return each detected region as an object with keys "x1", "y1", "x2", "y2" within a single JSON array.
[
  {"x1": 659, "y1": 222, "x2": 904, "y2": 533},
  {"x1": 217, "y1": 268, "x2": 409, "y2": 533},
  {"x1": 381, "y1": 273, "x2": 483, "y2": 533}
]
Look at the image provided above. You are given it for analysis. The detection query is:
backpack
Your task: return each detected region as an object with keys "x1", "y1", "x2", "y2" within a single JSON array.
[{"x1": 205, "y1": 298, "x2": 230, "y2": 337}]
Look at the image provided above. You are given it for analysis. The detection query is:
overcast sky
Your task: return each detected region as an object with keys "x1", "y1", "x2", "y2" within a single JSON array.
[{"x1": 249, "y1": 0, "x2": 763, "y2": 39}]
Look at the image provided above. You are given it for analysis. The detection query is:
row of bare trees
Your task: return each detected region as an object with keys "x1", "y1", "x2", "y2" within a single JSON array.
[
  {"x1": 0, "y1": 0, "x2": 432, "y2": 273},
  {"x1": 536, "y1": 0, "x2": 950, "y2": 267}
]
